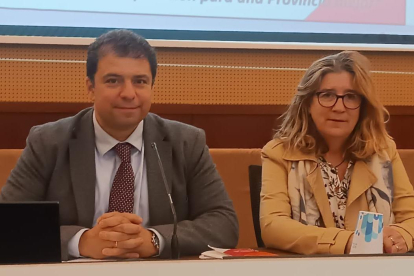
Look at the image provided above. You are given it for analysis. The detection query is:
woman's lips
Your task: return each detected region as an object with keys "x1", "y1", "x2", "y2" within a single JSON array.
[{"x1": 328, "y1": 119, "x2": 346, "y2": 122}]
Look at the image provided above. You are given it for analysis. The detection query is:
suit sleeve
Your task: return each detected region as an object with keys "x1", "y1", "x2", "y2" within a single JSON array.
[
  {"x1": 260, "y1": 140, "x2": 353, "y2": 255},
  {"x1": 387, "y1": 142, "x2": 414, "y2": 251},
  {"x1": 0, "y1": 126, "x2": 86, "y2": 261},
  {"x1": 0, "y1": 126, "x2": 53, "y2": 201},
  {"x1": 151, "y1": 129, "x2": 239, "y2": 258}
]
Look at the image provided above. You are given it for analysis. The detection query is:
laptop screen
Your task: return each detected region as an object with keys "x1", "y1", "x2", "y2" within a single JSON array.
[{"x1": 0, "y1": 202, "x2": 61, "y2": 264}]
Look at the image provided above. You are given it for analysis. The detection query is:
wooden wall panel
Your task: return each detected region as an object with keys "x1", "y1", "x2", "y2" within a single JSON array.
[
  {"x1": 192, "y1": 114, "x2": 279, "y2": 149},
  {"x1": 1, "y1": 43, "x2": 414, "y2": 148},
  {"x1": 0, "y1": 112, "x2": 72, "y2": 148},
  {"x1": 0, "y1": 103, "x2": 413, "y2": 150},
  {"x1": 1, "y1": 45, "x2": 414, "y2": 105},
  {"x1": 387, "y1": 115, "x2": 414, "y2": 149}
]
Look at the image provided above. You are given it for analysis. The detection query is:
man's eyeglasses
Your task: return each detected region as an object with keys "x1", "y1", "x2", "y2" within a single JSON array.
[{"x1": 315, "y1": 91, "x2": 363, "y2": 110}]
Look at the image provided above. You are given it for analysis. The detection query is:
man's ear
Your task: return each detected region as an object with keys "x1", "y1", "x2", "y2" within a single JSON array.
[{"x1": 86, "y1": 77, "x2": 95, "y2": 102}]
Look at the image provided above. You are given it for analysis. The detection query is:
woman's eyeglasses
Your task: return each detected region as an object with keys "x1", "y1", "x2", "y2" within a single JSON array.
[{"x1": 315, "y1": 91, "x2": 363, "y2": 110}]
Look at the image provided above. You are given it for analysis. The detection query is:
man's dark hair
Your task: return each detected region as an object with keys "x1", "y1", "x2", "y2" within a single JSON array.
[{"x1": 87, "y1": 29, "x2": 157, "y2": 85}]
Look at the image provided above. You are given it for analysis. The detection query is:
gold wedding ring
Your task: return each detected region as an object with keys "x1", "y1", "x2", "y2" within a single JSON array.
[
  {"x1": 389, "y1": 236, "x2": 395, "y2": 244},
  {"x1": 115, "y1": 241, "x2": 118, "y2": 248},
  {"x1": 395, "y1": 244, "x2": 400, "y2": 251}
]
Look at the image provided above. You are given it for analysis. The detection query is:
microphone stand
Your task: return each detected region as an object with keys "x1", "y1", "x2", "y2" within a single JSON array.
[{"x1": 151, "y1": 142, "x2": 180, "y2": 259}]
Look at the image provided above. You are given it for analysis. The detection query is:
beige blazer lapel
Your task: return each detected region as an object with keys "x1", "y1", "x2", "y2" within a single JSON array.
[
  {"x1": 345, "y1": 160, "x2": 377, "y2": 229},
  {"x1": 306, "y1": 165, "x2": 336, "y2": 228},
  {"x1": 347, "y1": 160, "x2": 377, "y2": 207},
  {"x1": 283, "y1": 148, "x2": 336, "y2": 228},
  {"x1": 283, "y1": 148, "x2": 378, "y2": 230}
]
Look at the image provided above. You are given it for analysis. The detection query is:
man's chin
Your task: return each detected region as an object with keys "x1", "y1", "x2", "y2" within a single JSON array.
[
  {"x1": 105, "y1": 109, "x2": 149, "y2": 129},
  {"x1": 114, "y1": 107, "x2": 141, "y2": 115},
  {"x1": 116, "y1": 117, "x2": 143, "y2": 128}
]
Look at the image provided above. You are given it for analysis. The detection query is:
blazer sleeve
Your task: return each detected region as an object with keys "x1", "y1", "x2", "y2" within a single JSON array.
[
  {"x1": 387, "y1": 141, "x2": 414, "y2": 251},
  {"x1": 151, "y1": 128, "x2": 239, "y2": 258},
  {"x1": 0, "y1": 126, "x2": 86, "y2": 261},
  {"x1": 0, "y1": 126, "x2": 53, "y2": 201},
  {"x1": 260, "y1": 140, "x2": 353, "y2": 255}
]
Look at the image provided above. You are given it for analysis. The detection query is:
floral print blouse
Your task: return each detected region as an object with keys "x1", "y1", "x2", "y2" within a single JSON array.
[{"x1": 318, "y1": 157, "x2": 354, "y2": 229}]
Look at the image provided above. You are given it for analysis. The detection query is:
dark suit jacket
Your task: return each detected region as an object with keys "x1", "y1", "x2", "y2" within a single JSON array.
[{"x1": 0, "y1": 108, "x2": 239, "y2": 260}]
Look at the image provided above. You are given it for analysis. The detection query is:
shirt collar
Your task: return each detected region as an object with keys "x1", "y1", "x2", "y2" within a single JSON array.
[{"x1": 93, "y1": 111, "x2": 144, "y2": 156}]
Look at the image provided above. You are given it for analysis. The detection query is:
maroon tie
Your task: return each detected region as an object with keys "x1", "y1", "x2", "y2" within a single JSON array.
[{"x1": 108, "y1": 143, "x2": 135, "y2": 213}]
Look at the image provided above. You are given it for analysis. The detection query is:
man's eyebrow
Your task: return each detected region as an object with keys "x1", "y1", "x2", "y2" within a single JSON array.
[
  {"x1": 102, "y1": 74, "x2": 150, "y2": 79},
  {"x1": 102, "y1": 73, "x2": 122, "y2": 79},
  {"x1": 133, "y1": 74, "x2": 150, "y2": 79}
]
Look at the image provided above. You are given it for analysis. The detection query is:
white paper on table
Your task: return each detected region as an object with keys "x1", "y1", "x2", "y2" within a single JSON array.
[{"x1": 199, "y1": 245, "x2": 232, "y2": 259}]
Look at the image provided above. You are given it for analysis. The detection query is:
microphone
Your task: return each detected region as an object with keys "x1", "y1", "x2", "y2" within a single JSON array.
[{"x1": 151, "y1": 142, "x2": 180, "y2": 259}]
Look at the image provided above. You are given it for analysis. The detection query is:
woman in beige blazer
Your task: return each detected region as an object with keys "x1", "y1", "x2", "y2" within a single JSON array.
[{"x1": 261, "y1": 51, "x2": 414, "y2": 255}]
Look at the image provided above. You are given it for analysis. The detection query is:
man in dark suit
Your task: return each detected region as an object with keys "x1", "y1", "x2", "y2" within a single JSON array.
[{"x1": 0, "y1": 30, "x2": 238, "y2": 261}]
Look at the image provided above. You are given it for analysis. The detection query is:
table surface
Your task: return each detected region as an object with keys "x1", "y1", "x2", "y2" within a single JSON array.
[{"x1": 1, "y1": 252, "x2": 413, "y2": 276}]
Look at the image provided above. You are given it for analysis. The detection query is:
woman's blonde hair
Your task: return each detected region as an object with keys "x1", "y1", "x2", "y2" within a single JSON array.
[{"x1": 275, "y1": 51, "x2": 390, "y2": 160}]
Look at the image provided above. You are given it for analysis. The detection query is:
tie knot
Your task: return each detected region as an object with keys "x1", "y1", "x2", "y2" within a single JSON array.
[{"x1": 115, "y1": 143, "x2": 132, "y2": 163}]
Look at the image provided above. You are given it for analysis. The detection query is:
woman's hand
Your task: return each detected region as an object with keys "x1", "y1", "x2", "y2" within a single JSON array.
[{"x1": 383, "y1": 226, "x2": 408, "y2": 254}]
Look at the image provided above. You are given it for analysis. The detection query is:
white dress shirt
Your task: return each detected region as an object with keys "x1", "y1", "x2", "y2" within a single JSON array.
[{"x1": 68, "y1": 112, "x2": 164, "y2": 257}]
